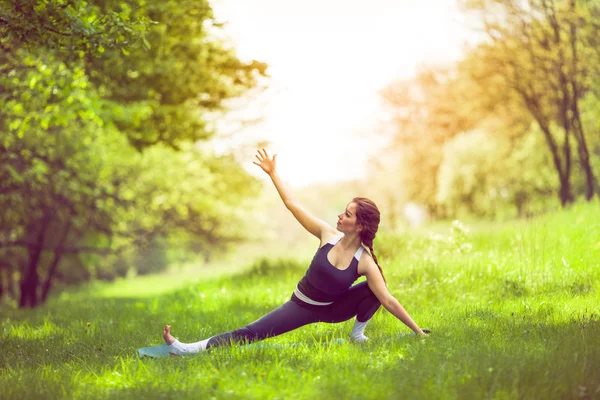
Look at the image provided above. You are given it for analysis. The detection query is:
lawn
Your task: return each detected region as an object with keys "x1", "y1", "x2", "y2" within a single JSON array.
[{"x1": 1, "y1": 203, "x2": 599, "y2": 399}]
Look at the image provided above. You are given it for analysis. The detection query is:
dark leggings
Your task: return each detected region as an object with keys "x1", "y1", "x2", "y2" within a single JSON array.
[{"x1": 206, "y1": 281, "x2": 380, "y2": 349}]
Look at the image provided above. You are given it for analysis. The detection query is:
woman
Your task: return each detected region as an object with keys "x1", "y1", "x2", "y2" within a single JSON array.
[{"x1": 163, "y1": 149, "x2": 428, "y2": 355}]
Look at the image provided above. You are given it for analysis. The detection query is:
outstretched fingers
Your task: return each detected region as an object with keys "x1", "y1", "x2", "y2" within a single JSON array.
[
  {"x1": 253, "y1": 149, "x2": 277, "y2": 174},
  {"x1": 254, "y1": 149, "x2": 267, "y2": 163}
]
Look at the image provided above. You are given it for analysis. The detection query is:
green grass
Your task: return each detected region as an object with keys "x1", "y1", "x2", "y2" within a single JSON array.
[{"x1": 1, "y1": 202, "x2": 600, "y2": 399}]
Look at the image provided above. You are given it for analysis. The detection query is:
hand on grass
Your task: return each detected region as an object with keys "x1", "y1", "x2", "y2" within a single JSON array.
[{"x1": 417, "y1": 329, "x2": 430, "y2": 337}]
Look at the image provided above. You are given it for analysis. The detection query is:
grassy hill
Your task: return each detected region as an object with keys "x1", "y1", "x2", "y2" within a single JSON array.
[{"x1": 1, "y1": 202, "x2": 599, "y2": 399}]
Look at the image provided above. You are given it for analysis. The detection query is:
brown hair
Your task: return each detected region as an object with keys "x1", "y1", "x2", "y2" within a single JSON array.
[{"x1": 352, "y1": 197, "x2": 386, "y2": 284}]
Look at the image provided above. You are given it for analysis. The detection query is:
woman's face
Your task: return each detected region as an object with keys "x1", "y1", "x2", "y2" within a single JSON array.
[{"x1": 337, "y1": 202, "x2": 361, "y2": 233}]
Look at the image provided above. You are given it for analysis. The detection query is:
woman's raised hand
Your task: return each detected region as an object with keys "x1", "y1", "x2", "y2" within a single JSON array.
[{"x1": 253, "y1": 148, "x2": 277, "y2": 175}]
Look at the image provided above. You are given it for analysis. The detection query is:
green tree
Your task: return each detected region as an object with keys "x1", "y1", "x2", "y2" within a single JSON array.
[
  {"x1": 437, "y1": 123, "x2": 557, "y2": 218},
  {"x1": 0, "y1": 0, "x2": 266, "y2": 307},
  {"x1": 82, "y1": 0, "x2": 267, "y2": 150},
  {"x1": 0, "y1": 0, "x2": 151, "y2": 57},
  {"x1": 461, "y1": 0, "x2": 600, "y2": 205}
]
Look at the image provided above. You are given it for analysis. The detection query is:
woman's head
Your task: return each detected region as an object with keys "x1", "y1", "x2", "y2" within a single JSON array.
[{"x1": 336, "y1": 198, "x2": 380, "y2": 240}]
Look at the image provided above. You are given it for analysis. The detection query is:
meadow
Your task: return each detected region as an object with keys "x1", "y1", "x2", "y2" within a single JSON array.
[{"x1": 1, "y1": 203, "x2": 599, "y2": 399}]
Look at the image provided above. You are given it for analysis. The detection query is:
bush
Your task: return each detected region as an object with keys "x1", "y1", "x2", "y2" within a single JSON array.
[{"x1": 244, "y1": 257, "x2": 307, "y2": 279}]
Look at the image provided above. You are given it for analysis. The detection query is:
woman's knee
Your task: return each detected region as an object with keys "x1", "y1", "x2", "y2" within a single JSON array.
[{"x1": 351, "y1": 281, "x2": 378, "y2": 300}]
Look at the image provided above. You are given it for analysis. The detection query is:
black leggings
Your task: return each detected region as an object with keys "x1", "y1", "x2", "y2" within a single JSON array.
[{"x1": 206, "y1": 281, "x2": 380, "y2": 349}]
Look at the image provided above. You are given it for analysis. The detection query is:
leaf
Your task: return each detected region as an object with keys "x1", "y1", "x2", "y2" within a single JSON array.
[
  {"x1": 9, "y1": 119, "x2": 22, "y2": 131},
  {"x1": 6, "y1": 165, "x2": 24, "y2": 183},
  {"x1": 40, "y1": 117, "x2": 50, "y2": 130}
]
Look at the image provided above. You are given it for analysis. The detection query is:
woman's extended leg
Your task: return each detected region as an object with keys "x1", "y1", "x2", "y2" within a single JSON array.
[
  {"x1": 164, "y1": 299, "x2": 318, "y2": 355},
  {"x1": 207, "y1": 299, "x2": 318, "y2": 349}
]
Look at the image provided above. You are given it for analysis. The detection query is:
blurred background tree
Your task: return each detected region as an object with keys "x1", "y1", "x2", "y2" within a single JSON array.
[
  {"x1": 0, "y1": 0, "x2": 267, "y2": 307},
  {"x1": 367, "y1": 0, "x2": 599, "y2": 222},
  {"x1": 2, "y1": 0, "x2": 599, "y2": 307}
]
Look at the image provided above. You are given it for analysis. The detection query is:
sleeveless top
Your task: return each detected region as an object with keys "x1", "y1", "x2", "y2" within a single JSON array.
[{"x1": 294, "y1": 235, "x2": 365, "y2": 305}]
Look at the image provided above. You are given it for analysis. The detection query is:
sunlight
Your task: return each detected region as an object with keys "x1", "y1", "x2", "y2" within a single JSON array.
[
  {"x1": 7, "y1": 320, "x2": 62, "y2": 340},
  {"x1": 211, "y1": 0, "x2": 475, "y2": 186}
]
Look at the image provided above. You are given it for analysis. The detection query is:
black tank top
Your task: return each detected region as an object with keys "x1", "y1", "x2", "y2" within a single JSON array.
[{"x1": 296, "y1": 235, "x2": 364, "y2": 303}]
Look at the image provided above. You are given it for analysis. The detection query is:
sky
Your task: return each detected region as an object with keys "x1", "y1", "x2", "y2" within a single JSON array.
[{"x1": 210, "y1": 0, "x2": 477, "y2": 187}]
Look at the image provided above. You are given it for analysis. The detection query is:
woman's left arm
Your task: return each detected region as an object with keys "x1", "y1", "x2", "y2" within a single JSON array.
[{"x1": 359, "y1": 256, "x2": 426, "y2": 336}]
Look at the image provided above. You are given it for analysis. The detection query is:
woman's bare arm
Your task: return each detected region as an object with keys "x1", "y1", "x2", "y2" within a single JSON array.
[
  {"x1": 254, "y1": 149, "x2": 337, "y2": 240},
  {"x1": 359, "y1": 256, "x2": 426, "y2": 336}
]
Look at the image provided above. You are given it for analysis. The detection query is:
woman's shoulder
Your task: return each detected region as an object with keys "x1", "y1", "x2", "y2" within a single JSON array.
[
  {"x1": 319, "y1": 230, "x2": 342, "y2": 248},
  {"x1": 357, "y1": 247, "x2": 375, "y2": 275}
]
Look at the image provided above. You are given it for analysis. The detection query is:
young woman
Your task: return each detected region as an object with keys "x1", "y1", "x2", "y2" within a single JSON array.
[{"x1": 163, "y1": 149, "x2": 428, "y2": 355}]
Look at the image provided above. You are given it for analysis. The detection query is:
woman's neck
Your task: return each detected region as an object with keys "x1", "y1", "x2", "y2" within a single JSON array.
[{"x1": 339, "y1": 233, "x2": 361, "y2": 251}]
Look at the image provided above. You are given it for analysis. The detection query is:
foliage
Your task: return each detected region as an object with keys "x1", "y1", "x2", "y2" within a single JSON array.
[
  {"x1": 372, "y1": 0, "x2": 600, "y2": 220},
  {"x1": 242, "y1": 257, "x2": 307, "y2": 280},
  {"x1": 377, "y1": 66, "x2": 481, "y2": 218},
  {"x1": 0, "y1": 0, "x2": 151, "y2": 57},
  {"x1": 82, "y1": 0, "x2": 267, "y2": 150},
  {"x1": 461, "y1": 0, "x2": 600, "y2": 204},
  {"x1": 436, "y1": 125, "x2": 557, "y2": 218},
  {"x1": 0, "y1": 0, "x2": 266, "y2": 307}
]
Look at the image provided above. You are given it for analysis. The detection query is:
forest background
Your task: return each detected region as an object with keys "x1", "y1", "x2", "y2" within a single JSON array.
[{"x1": 0, "y1": 0, "x2": 598, "y2": 314}]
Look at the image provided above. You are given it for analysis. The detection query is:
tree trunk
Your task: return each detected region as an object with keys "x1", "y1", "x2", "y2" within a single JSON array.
[
  {"x1": 7, "y1": 269, "x2": 16, "y2": 299},
  {"x1": 558, "y1": 171, "x2": 574, "y2": 206},
  {"x1": 568, "y1": 1, "x2": 598, "y2": 200},
  {"x1": 0, "y1": 262, "x2": 12, "y2": 300},
  {"x1": 40, "y1": 251, "x2": 63, "y2": 304},
  {"x1": 40, "y1": 222, "x2": 71, "y2": 303},
  {"x1": 546, "y1": 4, "x2": 575, "y2": 206},
  {"x1": 572, "y1": 115, "x2": 598, "y2": 200},
  {"x1": 18, "y1": 218, "x2": 49, "y2": 308},
  {"x1": 19, "y1": 253, "x2": 40, "y2": 308},
  {"x1": 525, "y1": 101, "x2": 574, "y2": 207},
  {"x1": 562, "y1": 128, "x2": 573, "y2": 206}
]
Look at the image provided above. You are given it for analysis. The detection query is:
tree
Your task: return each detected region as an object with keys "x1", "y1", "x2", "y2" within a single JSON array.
[
  {"x1": 460, "y1": 0, "x2": 600, "y2": 205},
  {"x1": 82, "y1": 0, "x2": 267, "y2": 150},
  {"x1": 0, "y1": 0, "x2": 151, "y2": 58},
  {"x1": 378, "y1": 66, "x2": 482, "y2": 218},
  {"x1": 0, "y1": 0, "x2": 266, "y2": 307},
  {"x1": 437, "y1": 123, "x2": 557, "y2": 218}
]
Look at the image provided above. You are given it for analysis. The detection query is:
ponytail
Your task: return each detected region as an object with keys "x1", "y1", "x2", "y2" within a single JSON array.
[
  {"x1": 352, "y1": 197, "x2": 386, "y2": 284},
  {"x1": 364, "y1": 239, "x2": 386, "y2": 284}
]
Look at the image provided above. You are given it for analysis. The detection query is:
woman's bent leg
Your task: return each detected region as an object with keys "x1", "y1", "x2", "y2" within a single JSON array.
[
  {"x1": 321, "y1": 281, "x2": 381, "y2": 341},
  {"x1": 324, "y1": 281, "x2": 381, "y2": 323},
  {"x1": 206, "y1": 300, "x2": 318, "y2": 349}
]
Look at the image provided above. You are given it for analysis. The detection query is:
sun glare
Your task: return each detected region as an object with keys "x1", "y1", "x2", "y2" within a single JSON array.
[{"x1": 211, "y1": 0, "x2": 474, "y2": 187}]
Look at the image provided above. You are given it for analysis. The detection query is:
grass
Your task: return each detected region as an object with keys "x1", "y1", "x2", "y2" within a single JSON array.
[{"x1": 1, "y1": 202, "x2": 599, "y2": 399}]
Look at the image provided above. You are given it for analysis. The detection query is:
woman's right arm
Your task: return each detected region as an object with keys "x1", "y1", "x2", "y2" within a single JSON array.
[
  {"x1": 254, "y1": 149, "x2": 336, "y2": 240},
  {"x1": 360, "y1": 256, "x2": 427, "y2": 336}
]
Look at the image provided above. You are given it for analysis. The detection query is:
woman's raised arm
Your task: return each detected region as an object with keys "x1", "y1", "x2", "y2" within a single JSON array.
[{"x1": 254, "y1": 149, "x2": 336, "y2": 240}]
